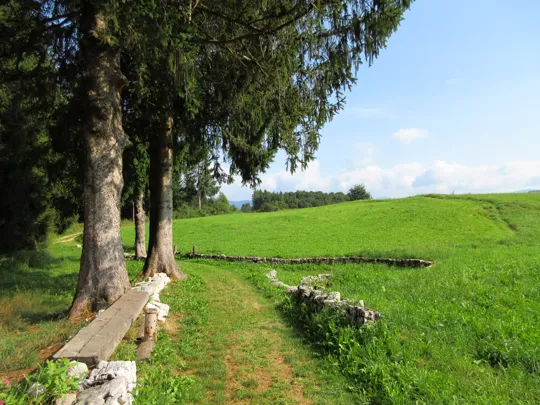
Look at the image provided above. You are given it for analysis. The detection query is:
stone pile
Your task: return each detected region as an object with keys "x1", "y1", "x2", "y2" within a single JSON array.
[
  {"x1": 133, "y1": 273, "x2": 171, "y2": 321},
  {"x1": 36, "y1": 361, "x2": 134, "y2": 405},
  {"x1": 74, "y1": 360, "x2": 137, "y2": 405},
  {"x1": 266, "y1": 270, "x2": 380, "y2": 327}
]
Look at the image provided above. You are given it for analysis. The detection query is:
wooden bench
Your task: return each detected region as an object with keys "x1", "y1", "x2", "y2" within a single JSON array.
[{"x1": 53, "y1": 290, "x2": 150, "y2": 366}]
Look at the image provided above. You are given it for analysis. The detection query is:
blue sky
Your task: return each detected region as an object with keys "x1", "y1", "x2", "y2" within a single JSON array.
[{"x1": 222, "y1": 0, "x2": 540, "y2": 200}]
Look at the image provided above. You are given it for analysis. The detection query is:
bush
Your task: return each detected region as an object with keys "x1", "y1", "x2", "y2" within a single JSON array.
[
  {"x1": 260, "y1": 202, "x2": 279, "y2": 212},
  {"x1": 240, "y1": 203, "x2": 252, "y2": 213},
  {"x1": 347, "y1": 184, "x2": 372, "y2": 201}
]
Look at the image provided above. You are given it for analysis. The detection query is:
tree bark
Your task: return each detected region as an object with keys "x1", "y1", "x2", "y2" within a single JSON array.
[
  {"x1": 69, "y1": 2, "x2": 131, "y2": 319},
  {"x1": 142, "y1": 113, "x2": 186, "y2": 280},
  {"x1": 134, "y1": 188, "x2": 147, "y2": 259}
]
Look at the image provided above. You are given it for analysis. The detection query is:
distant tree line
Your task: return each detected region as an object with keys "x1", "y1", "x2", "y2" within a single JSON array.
[{"x1": 251, "y1": 185, "x2": 371, "y2": 212}]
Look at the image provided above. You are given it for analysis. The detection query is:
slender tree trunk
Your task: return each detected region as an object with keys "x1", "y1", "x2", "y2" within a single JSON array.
[
  {"x1": 134, "y1": 189, "x2": 147, "y2": 259},
  {"x1": 142, "y1": 113, "x2": 186, "y2": 280},
  {"x1": 197, "y1": 166, "x2": 202, "y2": 209},
  {"x1": 69, "y1": 2, "x2": 131, "y2": 319}
]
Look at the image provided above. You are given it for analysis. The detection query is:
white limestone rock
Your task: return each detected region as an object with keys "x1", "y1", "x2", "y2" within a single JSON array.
[
  {"x1": 145, "y1": 301, "x2": 170, "y2": 322},
  {"x1": 266, "y1": 269, "x2": 278, "y2": 280},
  {"x1": 56, "y1": 391, "x2": 77, "y2": 405},
  {"x1": 28, "y1": 382, "x2": 46, "y2": 398},
  {"x1": 83, "y1": 361, "x2": 136, "y2": 390},
  {"x1": 68, "y1": 361, "x2": 89, "y2": 380}
]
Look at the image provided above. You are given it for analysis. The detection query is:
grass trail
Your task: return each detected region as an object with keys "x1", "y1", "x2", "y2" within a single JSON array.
[{"x1": 135, "y1": 262, "x2": 360, "y2": 404}]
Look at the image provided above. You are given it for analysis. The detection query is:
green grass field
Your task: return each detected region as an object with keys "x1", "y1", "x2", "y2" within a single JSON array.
[
  {"x1": 123, "y1": 193, "x2": 540, "y2": 403},
  {"x1": 123, "y1": 196, "x2": 514, "y2": 259},
  {"x1": 2, "y1": 193, "x2": 540, "y2": 403}
]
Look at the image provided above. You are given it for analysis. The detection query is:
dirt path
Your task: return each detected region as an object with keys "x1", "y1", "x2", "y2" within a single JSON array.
[
  {"x1": 165, "y1": 262, "x2": 356, "y2": 405},
  {"x1": 206, "y1": 271, "x2": 311, "y2": 404},
  {"x1": 53, "y1": 232, "x2": 82, "y2": 244}
]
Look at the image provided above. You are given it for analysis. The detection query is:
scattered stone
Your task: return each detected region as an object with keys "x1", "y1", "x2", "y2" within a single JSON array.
[
  {"x1": 300, "y1": 274, "x2": 331, "y2": 288},
  {"x1": 83, "y1": 361, "x2": 136, "y2": 391},
  {"x1": 266, "y1": 269, "x2": 278, "y2": 280},
  {"x1": 75, "y1": 376, "x2": 132, "y2": 405},
  {"x1": 285, "y1": 285, "x2": 298, "y2": 294},
  {"x1": 270, "y1": 280, "x2": 285, "y2": 287},
  {"x1": 145, "y1": 301, "x2": 169, "y2": 322},
  {"x1": 28, "y1": 382, "x2": 46, "y2": 398},
  {"x1": 56, "y1": 391, "x2": 77, "y2": 405},
  {"x1": 68, "y1": 361, "x2": 89, "y2": 380},
  {"x1": 346, "y1": 306, "x2": 380, "y2": 326},
  {"x1": 76, "y1": 362, "x2": 136, "y2": 405},
  {"x1": 133, "y1": 273, "x2": 170, "y2": 295},
  {"x1": 268, "y1": 270, "x2": 380, "y2": 327}
]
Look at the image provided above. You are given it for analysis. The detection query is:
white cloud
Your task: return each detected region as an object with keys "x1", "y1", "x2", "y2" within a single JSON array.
[
  {"x1": 259, "y1": 160, "x2": 333, "y2": 193},
  {"x1": 221, "y1": 159, "x2": 540, "y2": 200},
  {"x1": 392, "y1": 128, "x2": 429, "y2": 144}
]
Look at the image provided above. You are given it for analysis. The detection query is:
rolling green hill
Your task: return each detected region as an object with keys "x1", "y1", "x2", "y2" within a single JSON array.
[
  {"x1": 2, "y1": 194, "x2": 539, "y2": 404},
  {"x1": 124, "y1": 195, "x2": 516, "y2": 259},
  {"x1": 124, "y1": 194, "x2": 540, "y2": 402}
]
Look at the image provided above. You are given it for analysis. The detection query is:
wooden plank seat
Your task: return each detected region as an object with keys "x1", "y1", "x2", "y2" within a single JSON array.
[{"x1": 53, "y1": 290, "x2": 150, "y2": 366}]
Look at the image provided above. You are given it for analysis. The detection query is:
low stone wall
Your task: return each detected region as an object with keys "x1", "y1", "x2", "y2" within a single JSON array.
[
  {"x1": 183, "y1": 253, "x2": 433, "y2": 268},
  {"x1": 266, "y1": 270, "x2": 380, "y2": 327},
  {"x1": 124, "y1": 250, "x2": 433, "y2": 268}
]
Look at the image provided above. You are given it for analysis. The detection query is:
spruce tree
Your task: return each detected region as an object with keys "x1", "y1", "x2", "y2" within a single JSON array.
[{"x1": 3, "y1": 0, "x2": 414, "y2": 316}]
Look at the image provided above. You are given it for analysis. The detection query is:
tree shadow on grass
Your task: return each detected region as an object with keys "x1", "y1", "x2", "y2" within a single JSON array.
[
  {"x1": 0, "y1": 253, "x2": 79, "y2": 295},
  {"x1": 0, "y1": 250, "x2": 80, "y2": 325},
  {"x1": 123, "y1": 244, "x2": 135, "y2": 254}
]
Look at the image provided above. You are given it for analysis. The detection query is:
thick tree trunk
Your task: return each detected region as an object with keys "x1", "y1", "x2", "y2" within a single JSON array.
[
  {"x1": 69, "y1": 3, "x2": 131, "y2": 319},
  {"x1": 142, "y1": 113, "x2": 186, "y2": 280},
  {"x1": 134, "y1": 189, "x2": 147, "y2": 259}
]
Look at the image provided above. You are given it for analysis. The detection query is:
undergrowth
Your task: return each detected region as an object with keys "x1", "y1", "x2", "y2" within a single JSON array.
[{"x1": 0, "y1": 359, "x2": 81, "y2": 404}]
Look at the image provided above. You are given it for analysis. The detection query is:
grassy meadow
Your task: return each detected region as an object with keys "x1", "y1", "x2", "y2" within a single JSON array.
[
  {"x1": 123, "y1": 196, "x2": 514, "y2": 259},
  {"x1": 124, "y1": 193, "x2": 540, "y2": 404},
  {"x1": 1, "y1": 193, "x2": 539, "y2": 403}
]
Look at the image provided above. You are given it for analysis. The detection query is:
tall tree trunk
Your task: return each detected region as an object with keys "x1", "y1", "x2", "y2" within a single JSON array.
[
  {"x1": 69, "y1": 2, "x2": 131, "y2": 319},
  {"x1": 134, "y1": 188, "x2": 147, "y2": 259},
  {"x1": 142, "y1": 113, "x2": 186, "y2": 280}
]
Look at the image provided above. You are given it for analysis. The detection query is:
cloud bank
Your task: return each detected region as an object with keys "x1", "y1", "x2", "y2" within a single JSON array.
[{"x1": 223, "y1": 159, "x2": 540, "y2": 200}]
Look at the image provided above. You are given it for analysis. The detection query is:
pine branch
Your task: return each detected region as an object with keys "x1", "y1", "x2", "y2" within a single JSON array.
[{"x1": 195, "y1": 4, "x2": 312, "y2": 45}]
